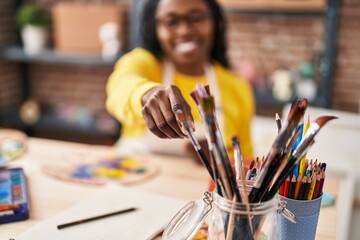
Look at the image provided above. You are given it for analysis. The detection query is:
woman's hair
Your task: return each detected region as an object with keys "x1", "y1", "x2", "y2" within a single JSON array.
[{"x1": 140, "y1": 0, "x2": 229, "y2": 68}]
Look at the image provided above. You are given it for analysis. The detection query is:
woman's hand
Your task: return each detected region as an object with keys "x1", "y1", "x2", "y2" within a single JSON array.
[{"x1": 141, "y1": 85, "x2": 194, "y2": 139}]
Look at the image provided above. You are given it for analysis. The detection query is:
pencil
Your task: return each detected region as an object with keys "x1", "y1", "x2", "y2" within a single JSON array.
[
  {"x1": 317, "y1": 171, "x2": 326, "y2": 198},
  {"x1": 297, "y1": 176, "x2": 307, "y2": 200},
  {"x1": 280, "y1": 182, "x2": 285, "y2": 196},
  {"x1": 57, "y1": 207, "x2": 137, "y2": 230},
  {"x1": 307, "y1": 174, "x2": 317, "y2": 200},
  {"x1": 303, "y1": 176, "x2": 312, "y2": 200},
  {"x1": 288, "y1": 175, "x2": 297, "y2": 199},
  {"x1": 312, "y1": 173, "x2": 321, "y2": 200},
  {"x1": 294, "y1": 175, "x2": 302, "y2": 199},
  {"x1": 284, "y1": 176, "x2": 291, "y2": 198}
]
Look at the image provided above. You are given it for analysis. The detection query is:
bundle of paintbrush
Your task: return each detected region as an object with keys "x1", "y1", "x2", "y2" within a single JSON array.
[
  {"x1": 185, "y1": 84, "x2": 337, "y2": 239},
  {"x1": 190, "y1": 84, "x2": 254, "y2": 240}
]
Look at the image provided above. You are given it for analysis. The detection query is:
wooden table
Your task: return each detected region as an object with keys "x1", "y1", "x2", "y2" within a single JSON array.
[{"x1": 0, "y1": 138, "x2": 347, "y2": 239}]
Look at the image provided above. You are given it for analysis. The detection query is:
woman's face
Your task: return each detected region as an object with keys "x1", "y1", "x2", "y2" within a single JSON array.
[{"x1": 156, "y1": 0, "x2": 214, "y2": 70}]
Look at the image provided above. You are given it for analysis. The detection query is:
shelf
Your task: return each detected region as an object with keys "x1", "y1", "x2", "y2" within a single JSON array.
[
  {"x1": 253, "y1": 88, "x2": 319, "y2": 107},
  {"x1": 0, "y1": 109, "x2": 120, "y2": 145},
  {"x1": 254, "y1": 88, "x2": 288, "y2": 107},
  {"x1": 0, "y1": 46, "x2": 121, "y2": 66},
  {"x1": 224, "y1": 9, "x2": 325, "y2": 17},
  {"x1": 219, "y1": 0, "x2": 327, "y2": 12}
]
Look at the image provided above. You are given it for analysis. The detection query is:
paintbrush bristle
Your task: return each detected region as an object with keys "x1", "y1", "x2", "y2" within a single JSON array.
[
  {"x1": 314, "y1": 115, "x2": 338, "y2": 127},
  {"x1": 190, "y1": 91, "x2": 198, "y2": 104},
  {"x1": 196, "y1": 84, "x2": 208, "y2": 98},
  {"x1": 288, "y1": 98, "x2": 308, "y2": 122},
  {"x1": 205, "y1": 85, "x2": 211, "y2": 95}
]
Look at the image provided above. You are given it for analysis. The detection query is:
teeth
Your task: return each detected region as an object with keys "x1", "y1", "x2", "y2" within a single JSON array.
[{"x1": 175, "y1": 42, "x2": 197, "y2": 53}]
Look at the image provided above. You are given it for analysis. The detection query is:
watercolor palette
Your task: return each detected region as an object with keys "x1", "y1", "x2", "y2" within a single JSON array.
[
  {"x1": 42, "y1": 155, "x2": 159, "y2": 185},
  {"x1": 0, "y1": 168, "x2": 30, "y2": 224},
  {"x1": 0, "y1": 129, "x2": 27, "y2": 167}
]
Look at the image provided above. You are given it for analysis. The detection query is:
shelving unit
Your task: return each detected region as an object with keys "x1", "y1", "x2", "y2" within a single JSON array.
[
  {"x1": 0, "y1": 45, "x2": 121, "y2": 145},
  {"x1": 0, "y1": 46, "x2": 120, "y2": 66}
]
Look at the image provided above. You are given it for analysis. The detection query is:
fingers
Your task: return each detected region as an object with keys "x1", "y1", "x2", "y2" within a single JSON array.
[
  {"x1": 142, "y1": 107, "x2": 168, "y2": 138},
  {"x1": 142, "y1": 85, "x2": 192, "y2": 139}
]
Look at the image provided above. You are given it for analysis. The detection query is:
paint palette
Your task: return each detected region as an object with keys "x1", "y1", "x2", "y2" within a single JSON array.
[
  {"x1": 42, "y1": 155, "x2": 159, "y2": 185},
  {"x1": 0, "y1": 129, "x2": 27, "y2": 166},
  {"x1": 0, "y1": 168, "x2": 30, "y2": 224}
]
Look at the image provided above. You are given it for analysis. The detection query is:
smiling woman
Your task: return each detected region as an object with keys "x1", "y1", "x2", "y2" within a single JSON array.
[{"x1": 106, "y1": 0, "x2": 255, "y2": 163}]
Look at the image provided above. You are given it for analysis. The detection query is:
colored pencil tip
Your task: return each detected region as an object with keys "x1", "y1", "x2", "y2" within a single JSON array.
[{"x1": 314, "y1": 115, "x2": 338, "y2": 127}]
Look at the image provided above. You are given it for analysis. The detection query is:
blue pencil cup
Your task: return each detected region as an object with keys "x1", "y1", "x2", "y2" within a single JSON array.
[{"x1": 277, "y1": 195, "x2": 322, "y2": 240}]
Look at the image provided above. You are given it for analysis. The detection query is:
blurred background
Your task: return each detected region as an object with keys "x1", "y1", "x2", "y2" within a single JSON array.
[
  {"x1": 0, "y1": 0, "x2": 359, "y2": 145},
  {"x1": 0, "y1": 0, "x2": 359, "y2": 238}
]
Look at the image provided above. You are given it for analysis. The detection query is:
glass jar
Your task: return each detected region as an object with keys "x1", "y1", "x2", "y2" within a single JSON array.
[
  {"x1": 209, "y1": 191, "x2": 279, "y2": 240},
  {"x1": 162, "y1": 191, "x2": 283, "y2": 240}
]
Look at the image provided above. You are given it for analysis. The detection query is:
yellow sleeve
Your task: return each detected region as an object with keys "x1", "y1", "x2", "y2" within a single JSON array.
[{"x1": 106, "y1": 48, "x2": 162, "y2": 134}]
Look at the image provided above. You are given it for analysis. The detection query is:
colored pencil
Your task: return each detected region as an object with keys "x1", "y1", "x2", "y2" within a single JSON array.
[
  {"x1": 288, "y1": 175, "x2": 297, "y2": 199},
  {"x1": 297, "y1": 176, "x2": 307, "y2": 200},
  {"x1": 280, "y1": 182, "x2": 285, "y2": 196},
  {"x1": 317, "y1": 171, "x2": 326, "y2": 198},
  {"x1": 284, "y1": 176, "x2": 291, "y2": 198},
  {"x1": 294, "y1": 175, "x2": 303, "y2": 200},
  {"x1": 312, "y1": 174, "x2": 321, "y2": 200},
  {"x1": 307, "y1": 174, "x2": 317, "y2": 200},
  {"x1": 303, "y1": 176, "x2": 312, "y2": 200}
]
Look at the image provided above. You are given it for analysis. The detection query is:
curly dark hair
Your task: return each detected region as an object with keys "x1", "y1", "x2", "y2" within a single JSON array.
[{"x1": 140, "y1": 0, "x2": 229, "y2": 68}]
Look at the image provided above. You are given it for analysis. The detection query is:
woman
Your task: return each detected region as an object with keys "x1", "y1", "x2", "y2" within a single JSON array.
[{"x1": 106, "y1": 0, "x2": 254, "y2": 161}]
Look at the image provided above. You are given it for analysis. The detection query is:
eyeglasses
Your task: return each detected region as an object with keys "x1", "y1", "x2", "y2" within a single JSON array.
[{"x1": 156, "y1": 11, "x2": 211, "y2": 32}]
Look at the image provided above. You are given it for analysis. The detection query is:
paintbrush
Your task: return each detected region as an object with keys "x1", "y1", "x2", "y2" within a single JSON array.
[
  {"x1": 195, "y1": 85, "x2": 254, "y2": 239},
  {"x1": 262, "y1": 115, "x2": 338, "y2": 201},
  {"x1": 174, "y1": 109, "x2": 214, "y2": 181},
  {"x1": 232, "y1": 136, "x2": 253, "y2": 233},
  {"x1": 190, "y1": 89, "x2": 226, "y2": 197},
  {"x1": 275, "y1": 113, "x2": 282, "y2": 132},
  {"x1": 248, "y1": 99, "x2": 308, "y2": 203}
]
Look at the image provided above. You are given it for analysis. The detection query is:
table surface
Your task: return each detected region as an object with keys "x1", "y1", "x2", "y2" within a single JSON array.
[{"x1": 0, "y1": 138, "x2": 340, "y2": 239}]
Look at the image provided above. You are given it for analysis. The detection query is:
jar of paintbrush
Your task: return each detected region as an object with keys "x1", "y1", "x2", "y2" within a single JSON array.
[{"x1": 208, "y1": 184, "x2": 279, "y2": 240}]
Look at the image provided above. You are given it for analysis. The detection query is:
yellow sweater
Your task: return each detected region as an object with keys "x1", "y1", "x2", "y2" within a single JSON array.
[{"x1": 106, "y1": 48, "x2": 254, "y2": 158}]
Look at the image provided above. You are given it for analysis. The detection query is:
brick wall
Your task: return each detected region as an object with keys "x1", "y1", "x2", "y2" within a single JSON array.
[
  {"x1": 226, "y1": 13, "x2": 325, "y2": 115},
  {"x1": 333, "y1": 1, "x2": 360, "y2": 113},
  {"x1": 0, "y1": 1, "x2": 21, "y2": 110},
  {"x1": 1, "y1": 0, "x2": 359, "y2": 124},
  {"x1": 17, "y1": 0, "x2": 128, "y2": 115},
  {"x1": 29, "y1": 64, "x2": 112, "y2": 113}
]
